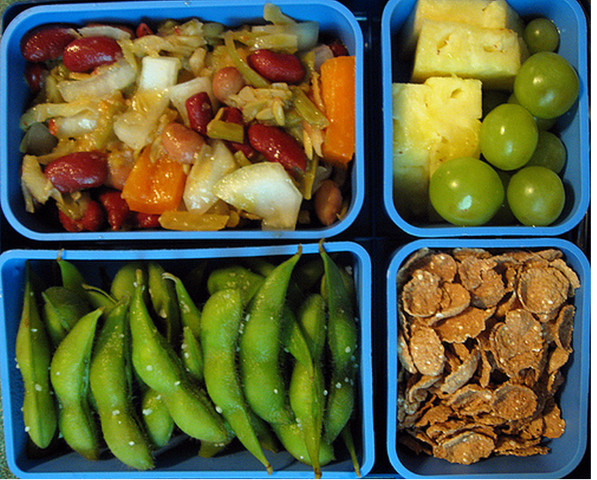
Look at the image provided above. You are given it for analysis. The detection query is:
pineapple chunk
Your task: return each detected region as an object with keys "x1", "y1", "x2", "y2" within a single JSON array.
[
  {"x1": 392, "y1": 77, "x2": 482, "y2": 219},
  {"x1": 400, "y1": 0, "x2": 524, "y2": 54},
  {"x1": 412, "y1": 19, "x2": 523, "y2": 90}
]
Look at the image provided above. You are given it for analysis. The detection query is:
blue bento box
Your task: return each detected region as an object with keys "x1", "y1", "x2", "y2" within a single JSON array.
[
  {"x1": 0, "y1": 0, "x2": 364, "y2": 241},
  {"x1": 381, "y1": 0, "x2": 589, "y2": 237},
  {"x1": 386, "y1": 237, "x2": 590, "y2": 478},
  {"x1": 0, "y1": 241, "x2": 374, "y2": 478}
]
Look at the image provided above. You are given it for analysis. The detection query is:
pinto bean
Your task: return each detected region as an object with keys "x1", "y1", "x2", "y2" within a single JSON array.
[
  {"x1": 212, "y1": 66, "x2": 245, "y2": 103},
  {"x1": 161, "y1": 122, "x2": 205, "y2": 164}
]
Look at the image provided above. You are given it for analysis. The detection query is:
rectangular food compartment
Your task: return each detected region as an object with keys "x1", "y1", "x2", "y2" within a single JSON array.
[
  {"x1": 381, "y1": 0, "x2": 589, "y2": 237},
  {"x1": 386, "y1": 237, "x2": 590, "y2": 478},
  {"x1": 0, "y1": 0, "x2": 364, "y2": 241},
  {"x1": 0, "y1": 242, "x2": 374, "y2": 478}
]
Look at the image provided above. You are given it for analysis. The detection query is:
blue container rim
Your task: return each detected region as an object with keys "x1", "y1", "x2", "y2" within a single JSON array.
[
  {"x1": 0, "y1": 241, "x2": 374, "y2": 478},
  {"x1": 380, "y1": 0, "x2": 590, "y2": 238},
  {"x1": 0, "y1": 0, "x2": 365, "y2": 241},
  {"x1": 385, "y1": 237, "x2": 590, "y2": 479}
]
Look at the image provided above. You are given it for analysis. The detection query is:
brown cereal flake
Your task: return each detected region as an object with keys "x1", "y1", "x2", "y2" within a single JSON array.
[
  {"x1": 543, "y1": 402, "x2": 566, "y2": 439},
  {"x1": 517, "y1": 267, "x2": 569, "y2": 314},
  {"x1": 434, "y1": 306, "x2": 494, "y2": 343},
  {"x1": 409, "y1": 325, "x2": 445, "y2": 376},
  {"x1": 495, "y1": 436, "x2": 549, "y2": 457},
  {"x1": 446, "y1": 384, "x2": 494, "y2": 416},
  {"x1": 493, "y1": 383, "x2": 537, "y2": 421},
  {"x1": 402, "y1": 269, "x2": 444, "y2": 317},
  {"x1": 470, "y1": 268, "x2": 506, "y2": 309},
  {"x1": 547, "y1": 346, "x2": 570, "y2": 374},
  {"x1": 458, "y1": 256, "x2": 498, "y2": 292},
  {"x1": 420, "y1": 252, "x2": 459, "y2": 282},
  {"x1": 490, "y1": 309, "x2": 544, "y2": 377},
  {"x1": 440, "y1": 349, "x2": 480, "y2": 395},
  {"x1": 397, "y1": 331, "x2": 418, "y2": 374},
  {"x1": 433, "y1": 431, "x2": 495, "y2": 465},
  {"x1": 452, "y1": 248, "x2": 491, "y2": 261},
  {"x1": 415, "y1": 404, "x2": 452, "y2": 428},
  {"x1": 432, "y1": 282, "x2": 471, "y2": 322},
  {"x1": 554, "y1": 304, "x2": 575, "y2": 352}
]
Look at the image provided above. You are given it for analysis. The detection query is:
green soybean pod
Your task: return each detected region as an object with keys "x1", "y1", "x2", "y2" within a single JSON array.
[
  {"x1": 42, "y1": 286, "x2": 90, "y2": 347},
  {"x1": 50, "y1": 308, "x2": 103, "y2": 460},
  {"x1": 141, "y1": 389, "x2": 174, "y2": 449},
  {"x1": 161, "y1": 381, "x2": 228, "y2": 443},
  {"x1": 272, "y1": 422, "x2": 334, "y2": 467},
  {"x1": 163, "y1": 272, "x2": 202, "y2": 338},
  {"x1": 16, "y1": 263, "x2": 58, "y2": 449},
  {"x1": 148, "y1": 262, "x2": 181, "y2": 349},
  {"x1": 90, "y1": 299, "x2": 154, "y2": 470},
  {"x1": 206, "y1": 266, "x2": 265, "y2": 307},
  {"x1": 57, "y1": 259, "x2": 87, "y2": 298},
  {"x1": 201, "y1": 288, "x2": 272, "y2": 474},
  {"x1": 288, "y1": 294, "x2": 327, "y2": 477},
  {"x1": 130, "y1": 269, "x2": 227, "y2": 443},
  {"x1": 111, "y1": 262, "x2": 146, "y2": 301},
  {"x1": 320, "y1": 245, "x2": 358, "y2": 444},
  {"x1": 240, "y1": 250, "x2": 302, "y2": 425},
  {"x1": 181, "y1": 326, "x2": 204, "y2": 383},
  {"x1": 281, "y1": 305, "x2": 312, "y2": 371},
  {"x1": 82, "y1": 285, "x2": 117, "y2": 314},
  {"x1": 129, "y1": 269, "x2": 186, "y2": 393}
]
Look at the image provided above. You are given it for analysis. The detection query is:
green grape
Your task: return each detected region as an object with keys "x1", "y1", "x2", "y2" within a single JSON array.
[
  {"x1": 508, "y1": 93, "x2": 556, "y2": 131},
  {"x1": 524, "y1": 18, "x2": 560, "y2": 54},
  {"x1": 480, "y1": 103, "x2": 538, "y2": 171},
  {"x1": 514, "y1": 52, "x2": 580, "y2": 119},
  {"x1": 525, "y1": 130, "x2": 566, "y2": 173},
  {"x1": 507, "y1": 166, "x2": 565, "y2": 226},
  {"x1": 429, "y1": 157, "x2": 504, "y2": 226}
]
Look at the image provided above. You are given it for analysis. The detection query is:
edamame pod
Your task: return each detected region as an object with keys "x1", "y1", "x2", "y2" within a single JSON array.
[
  {"x1": 181, "y1": 326, "x2": 204, "y2": 383},
  {"x1": 206, "y1": 266, "x2": 265, "y2": 307},
  {"x1": 130, "y1": 269, "x2": 227, "y2": 443},
  {"x1": 50, "y1": 308, "x2": 103, "y2": 460},
  {"x1": 141, "y1": 389, "x2": 173, "y2": 449},
  {"x1": 320, "y1": 245, "x2": 358, "y2": 444},
  {"x1": 57, "y1": 259, "x2": 87, "y2": 298},
  {"x1": 16, "y1": 263, "x2": 57, "y2": 449},
  {"x1": 272, "y1": 422, "x2": 334, "y2": 467},
  {"x1": 90, "y1": 299, "x2": 154, "y2": 470},
  {"x1": 163, "y1": 272, "x2": 202, "y2": 338},
  {"x1": 82, "y1": 285, "x2": 117, "y2": 314},
  {"x1": 288, "y1": 294, "x2": 327, "y2": 477},
  {"x1": 130, "y1": 269, "x2": 186, "y2": 393},
  {"x1": 161, "y1": 382, "x2": 228, "y2": 443},
  {"x1": 111, "y1": 262, "x2": 146, "y2": 301},
  {"x1": 240, "y1": 249, "x2": 302, "y2": 425},
  {"x1": 281, "y1": 305, "x2": 312, "y2": 371},
  {"x1": 201, "y1": 289, "x2": 272, "y2": 474},
  {"x1": 42, "y1": 286, "x2": 90, "y2": 347},
  {"x1": 148, "y1": 262, "x2": 181, "y2": 349}
]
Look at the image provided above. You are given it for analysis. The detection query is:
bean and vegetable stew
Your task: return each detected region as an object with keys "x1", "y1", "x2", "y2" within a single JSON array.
[{"x1": 19, "y1": 3, "x2": 356, "y2": 232}]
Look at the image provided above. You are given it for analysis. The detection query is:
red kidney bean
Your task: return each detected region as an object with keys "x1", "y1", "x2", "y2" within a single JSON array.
[
  {"x1": 221, "y1": 107, "x2": 256, "y2": 159},
  {"x1": 58, "y1": 199, "x2": 105, "y2": 232},
  {"x1": 248, "y1": 123, "x2": 306, "y2": 173},
  {"x1": 20, "y1": 26, "x2": 76, "y2": 62},
  {"x1": 62, "y1": 36, "x2": 123, "y2": 72},
  {"x1": 99, "y1": 189, "x2": 130, "y2": 231},
  {"x1": 24, "y1": 63, "x2": 48, "y2": 93},
  {"x1": 44, "y1": 151, "x2": 108, "y2": 193},
  {"x1": 329, "y1": 39, "x2": 349, "y2": 57},
  {"x1": 135, "y1": 212, "x2": 160, "y2": 229},
  {"x1": 212, "y1": 66, "x2": 245, "y2": 103},
  {"x1": 136, "y1": 23, "x2": 153, "y2": 38},
  {"x1": 161, "y1": 122, "x2": 205, "y2": 164},
  {"x1": 314, "y1": 179, "x2": 343, "y2": 226},
  {"x1": 186, "y1": 92, "x2": 213, "y2": 136},
  {"x1": 247, "y1": 49, "x2": 305, "y2": 84}
]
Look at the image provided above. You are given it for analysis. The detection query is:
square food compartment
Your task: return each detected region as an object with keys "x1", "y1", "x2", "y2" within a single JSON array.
[
  {"x1": 381, "y1": 0, "x2": 589, "y2": 237},
  {"x1": 0, "y1": 241, "x2": 374, "y2": 478},
  {"x1": 386, "y1": 237, "x2": 589, "y2": 478},
  {"x1": 0, "y1": 0, "x2": 364, "y2": 241}
]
